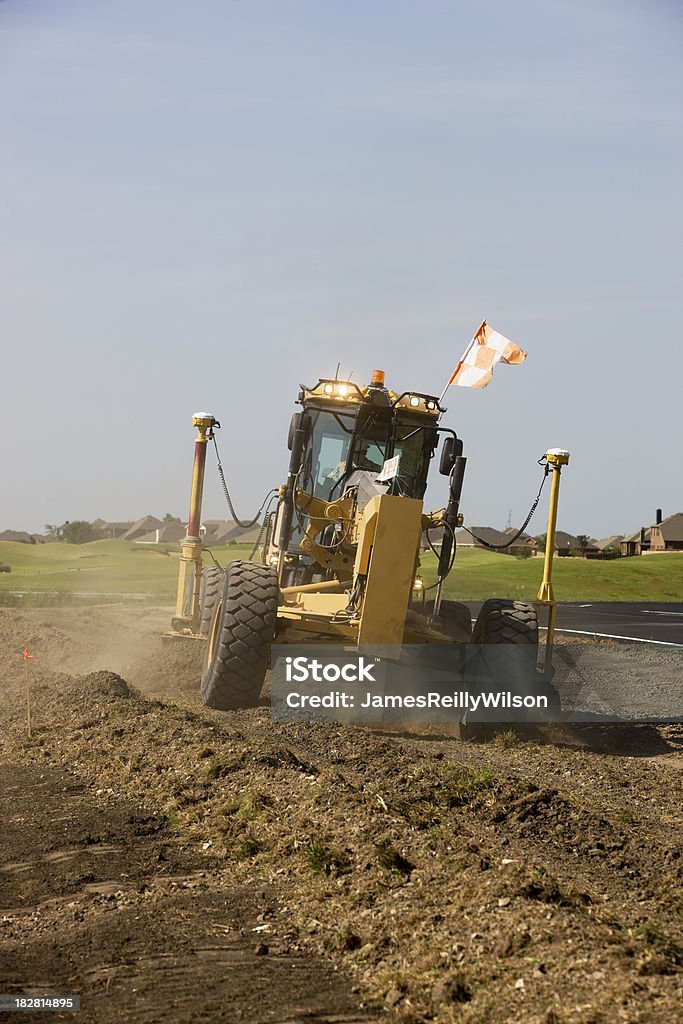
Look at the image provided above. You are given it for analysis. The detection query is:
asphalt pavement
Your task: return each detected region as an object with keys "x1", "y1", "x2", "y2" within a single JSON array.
[{"x1": 465, "y1": 601, "x2": 683, "y2": 645}]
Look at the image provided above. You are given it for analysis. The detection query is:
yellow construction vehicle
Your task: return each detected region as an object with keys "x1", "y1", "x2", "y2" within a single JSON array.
[{"x1": 169, "y1": 372, "x2": 568, "y2": 713}]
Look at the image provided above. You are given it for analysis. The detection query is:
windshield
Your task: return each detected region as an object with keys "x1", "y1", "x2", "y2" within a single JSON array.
[
  {"x1": 301, "y1": 408, "x2": 356, "y2": 501},
  {"x1": 391, "y1": 420, "x2": 432, "y2": 497},
  {"x1": 301, "y1": 405, "x2": 435, "y2": 503}
]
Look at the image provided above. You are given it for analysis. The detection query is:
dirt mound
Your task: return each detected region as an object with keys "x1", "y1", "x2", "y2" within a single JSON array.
[
  {"x1": 0, "y1": 606, "x2": 203, "y2": 695},
  {"x1": 72, "y1": 670, "x2": 133, "y2": 698},
  {"x1": 129, "y1": 637, "x2": 205, "y2": 693}
]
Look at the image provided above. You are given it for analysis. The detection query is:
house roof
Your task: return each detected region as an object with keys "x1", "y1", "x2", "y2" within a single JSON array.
[
  {"x1": 499, "y1": 528, "x2": 536, "y2": 544},
  {"x1": 622, "y1": 527, "x2": 651, "y2": 544},
  {"x1": 557, "y1": 536, "x2": 598, "y2": 552},
  {"x1": 654, "y1": 512, "x2": 683, "y2": 542},
  {"x1": 120, "y1": 515, "x2": 164, "y2": 541},
  {"x1": 206, "y1": 522, "x2": 236, "y2": 543},
  {"x1": 222, "y1": 524, "x2": 264, "y2": 545},
  {"x1": 422, "y1": 524, "x2": 445, "y2": 541},
  {"x1": 502, "y1": 528, "x2": 538, "y2": 546},
  {"x1": 593, "y1": 535, "x2": 624, "y2": 550},
  {"x1": 0, "y1": 530, "x2": 41, "y2": 543},
  {"x1": 454, "y1": 527, "x2": 523, "y2": 549},
  {"x1": 135, "y1": 523, "x2": 186, "y2": 544},
  {"x1": 205, "y1": 520, "x2": 260, "y2": 543}
]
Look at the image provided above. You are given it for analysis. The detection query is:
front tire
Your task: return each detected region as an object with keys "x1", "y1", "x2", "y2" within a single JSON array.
[{"x1": 201, "y1": 560, "x2": 278, "y2": 710}]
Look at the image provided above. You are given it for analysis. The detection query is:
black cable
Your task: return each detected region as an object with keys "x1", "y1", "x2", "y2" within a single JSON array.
[
  {"x1": 294, "y1": 496, "x2": 353, "y2": 552},
  {"x1": 203, "y1": 547, "x2": 225, "y2": 571},
  {"x1": 211, "y1": 434, "x2": 277, "y2": 527},
  {"x1": 422, "y1": 463, "x2": 548, "y2": 592},
  {"x1": 461, "y1": 466, "x2": 549, "y2": 550},
  {"x1": 247, "y1": 496, "x2": 280, "y2": 562},
  {"x1": 424, "y1": 527, "x2": 442, "y2": 561}
]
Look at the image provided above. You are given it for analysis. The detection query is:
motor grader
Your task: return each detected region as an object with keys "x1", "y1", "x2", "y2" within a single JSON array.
[{"x1": 169, "y1": 370, "x2": 568, "y2": 713}]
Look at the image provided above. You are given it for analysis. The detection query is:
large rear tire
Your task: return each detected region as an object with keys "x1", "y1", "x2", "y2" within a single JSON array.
[
  {"x1": 181, "y1": 565, "x2": 225, "y2": 636},
  {"x1": 472, "y1": 598, "x2": 538, "y2": 645},
  {"x1": 427, "y1": 599, "x2": 472, "y2": 642},
  {"x1": 471, "y1": 599, "x2": 560, "y2": 721},
  {"x1": 201, "y1": 560, "x2": 278, "y2": 710},
  {"x1": 472, "y1": 598, "x2": 538, "y2": 689},
  {"x1": 199, "y1": 565, "x2": 224, "y2": 637}
]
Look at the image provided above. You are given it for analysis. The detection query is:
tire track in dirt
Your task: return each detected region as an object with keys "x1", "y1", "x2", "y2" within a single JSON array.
[{"x1": 0, "y1": 761, "x2": 374, "y2": 1024}]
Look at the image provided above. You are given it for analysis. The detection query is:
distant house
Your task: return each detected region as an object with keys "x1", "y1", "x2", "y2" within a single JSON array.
[
  {"x1": 453, "y1": 526, "x2": 536, "y2": 556},
  {"x1": 549, "y1": 532, "x2": 598, "y2": 557},
  {"x1": 93, "y1": 519, "x2": 133, "y2": 540},
  {"x1": 648, "y1": 512, "x2": 683, "y2": 552},
  {"x1": 201, "y1": 520, "x2": 234, "y2": 545},
  {"x1": 0, "y1": 530, "x2": 44, "y2": 544},
  {"x1": 120, "y1": 515, "x2": 164, "y2": 542},
  {"x1": 502, "y1": 527, "x2": 538, "y2": 552},
  {"x1": 421, "y1": 525, "x2": 445, "y2": 550},
  {"x1": 593, "y1": 534, "x2": 624, "y2": 552},
  {"x1": 621, "y1": 528, "x2": 651, "y2": 557},
  {"x1": 221, "y1": 522, "x2": 265, "y2": 546},
  {"x1": 455, "y1": 526, "x2": 509, "y2": 549},
  {"x1": 588, "y1": 535, "x2": 623, "y2": 559},
  {"x1": 199, "y1": 520, "x2": 267, "y2": 546},
  {"x1": 552, "y1": 531, "x2": 580, "y2": 555},
  {"x1": 135, "y1": 523, "x2": 187, "y2": 545}
]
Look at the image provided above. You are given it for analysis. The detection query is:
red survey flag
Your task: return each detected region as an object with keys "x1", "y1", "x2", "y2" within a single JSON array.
[
  {"x1": 448, "y1": 321, "x2": 527, "y2": 389},
  {"x1": 23, "y1": 647, "x2": 33, "y2": 660}
]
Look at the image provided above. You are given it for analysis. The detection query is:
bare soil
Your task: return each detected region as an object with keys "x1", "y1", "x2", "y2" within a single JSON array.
[{"x1": 1, "y1": 605, "x2": 682, "y2": 1023}]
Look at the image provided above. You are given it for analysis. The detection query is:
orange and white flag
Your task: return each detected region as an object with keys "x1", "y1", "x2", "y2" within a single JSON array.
[{"x1": 448, "y1": 321, "x2": 527, "y2": 389}]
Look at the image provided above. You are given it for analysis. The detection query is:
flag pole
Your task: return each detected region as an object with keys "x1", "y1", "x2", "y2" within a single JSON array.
[{"x1": 437, "y1": 321, "x2": 486, "y2": 404}]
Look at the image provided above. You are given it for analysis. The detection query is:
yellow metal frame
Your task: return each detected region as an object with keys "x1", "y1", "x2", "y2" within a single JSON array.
[
  {"x1": 294, "y1": 489, "x2": 356, "y2": 577},
  {"x1": 276, "y1": 492, "x2": 423, "y2": 645},
  {"x1": 355, "y1": 494, "x2": 423, "y2": 644}
]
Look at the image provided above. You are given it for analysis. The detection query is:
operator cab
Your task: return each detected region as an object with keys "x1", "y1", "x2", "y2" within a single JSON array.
[
  {"x1": 295, "y1": 372, "x2": 441, "y2": 502},
  {"x1": 273, "y1": 370, "x2": 443, "y2": 585}
]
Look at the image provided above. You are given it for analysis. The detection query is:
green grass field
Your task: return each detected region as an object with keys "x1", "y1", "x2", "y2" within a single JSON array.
[
  {"x1": 424, "y1": 548, "x2": 683, "y2": 602},
  {"x1": 0, "y1": 540, "x2": 253, "y2": 604},
  {"x1": 0, "y1": 539, "x2": 681, "y2": 605}
]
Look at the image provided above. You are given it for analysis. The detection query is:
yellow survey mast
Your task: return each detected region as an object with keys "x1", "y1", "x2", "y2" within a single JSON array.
[
  {"x1": 173, "y1": 411, "x2": 218, "y2": 634},
  {"x1": 537, "y1": 447, "x2": 571, "y2": 652}
]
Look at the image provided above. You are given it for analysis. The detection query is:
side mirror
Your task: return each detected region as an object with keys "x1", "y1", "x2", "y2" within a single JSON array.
[
  {"x1": 439, "y1": 436, "x2": 456, "y2": 475},
  {"x1": 287, "y1": 413, "x2": 302, "y2": 451},
  {"x1": 288, "y1": 412, "x2": 311, "y2": 451}
]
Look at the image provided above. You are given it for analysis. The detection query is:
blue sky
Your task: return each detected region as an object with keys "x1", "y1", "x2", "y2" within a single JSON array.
[{"x1": 1, "y1": 0, "x2": 681, "y2": 537}]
